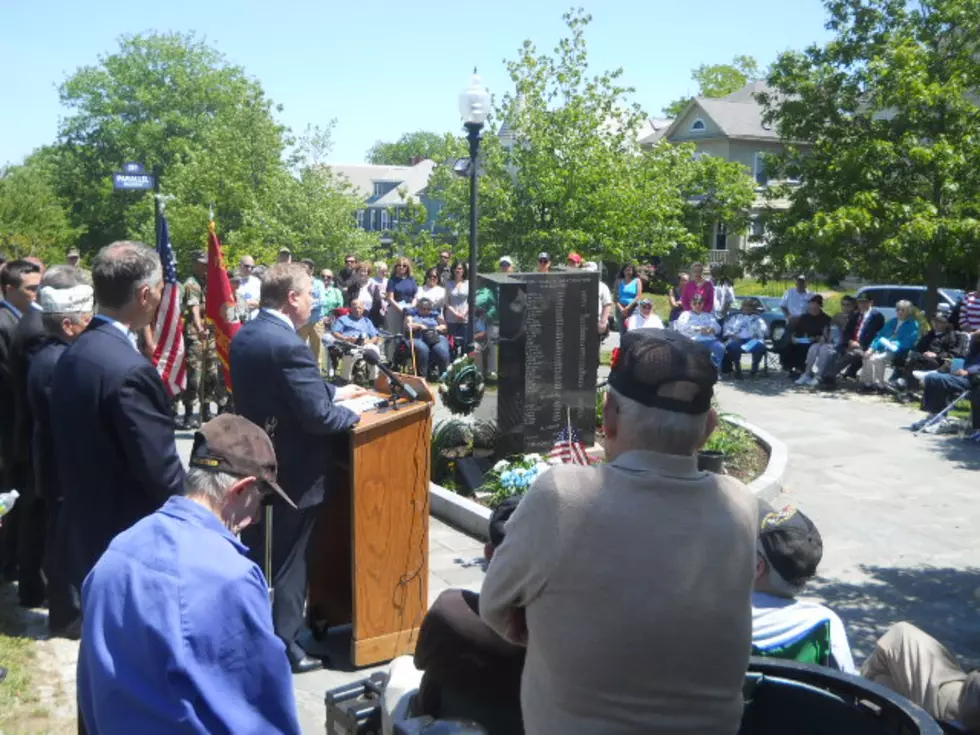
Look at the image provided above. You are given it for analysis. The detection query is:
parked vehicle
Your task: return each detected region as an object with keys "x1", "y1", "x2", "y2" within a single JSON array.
[
  {"x1": 731, "y1": 296, "x2": 787, "y2": 343},
  {"x1": 854, "y1": 285, "x2": 964, "y2": 321}
]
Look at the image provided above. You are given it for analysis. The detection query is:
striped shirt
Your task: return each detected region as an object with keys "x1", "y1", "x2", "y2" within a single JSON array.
[{"x1": 961, "y1": 292, "x2": 980, "y2": 332}]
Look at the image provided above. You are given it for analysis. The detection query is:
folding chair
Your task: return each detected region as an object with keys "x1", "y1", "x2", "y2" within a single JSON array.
[{"x1": 914, "y1": 389, "x2": 972, "y2": 435}]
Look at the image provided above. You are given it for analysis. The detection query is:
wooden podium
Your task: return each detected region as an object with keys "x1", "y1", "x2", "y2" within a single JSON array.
[{"x1": 308, "y1": 374, "x2": 432, "y2": 667}]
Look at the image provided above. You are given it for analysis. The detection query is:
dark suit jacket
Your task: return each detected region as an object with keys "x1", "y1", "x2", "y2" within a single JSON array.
[
  {"x1": 230, "y1": 310, "x2": 358, "y2": 509},
  {"x1": 9, "y1": 306, "x2": 45, "y2": 492},
  {"x1": 0, "y1": 301, "x2": 22, "y2": 488},
  {"x1": 50, "y1": 318, "x2": 185, "y2": 589},
  {"x1": 27, "y1": 338, "x2": 68, "y2": 503},
  {"x1": 857, "y1": 308, "x2": 885, "y2": 349}
]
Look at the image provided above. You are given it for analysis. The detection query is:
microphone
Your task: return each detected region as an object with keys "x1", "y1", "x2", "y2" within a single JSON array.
[{"x1": 362, "y1": 349, "x2": 418, "y2": 401}]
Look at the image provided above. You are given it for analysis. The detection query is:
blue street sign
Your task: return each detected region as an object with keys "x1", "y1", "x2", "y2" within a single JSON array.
[{"x1": 113, "y1": 172, "x2": 155, "y2": 190}]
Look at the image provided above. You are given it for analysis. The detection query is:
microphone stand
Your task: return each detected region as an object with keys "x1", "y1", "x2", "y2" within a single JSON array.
[{"x1": 263, "y1": 496, "x2": 274, "y2": 605}]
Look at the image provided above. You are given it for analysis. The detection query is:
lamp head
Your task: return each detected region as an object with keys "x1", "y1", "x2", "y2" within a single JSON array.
[{"x1": 459, "y1": 71, "x2": 490, "y2": 126}]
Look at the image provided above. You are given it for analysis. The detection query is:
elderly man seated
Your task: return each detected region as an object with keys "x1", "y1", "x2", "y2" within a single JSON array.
[
  {"x1": 405, "y1": 297, "x2": 452, "y2": 377},
  {"x1": 894, "y1": 311, "x2": 963, "y2": 393},
  {"x1": 863, "y1": 622, "x2": 980, "y2": 732},
  {"x1": 722, "y1": 298, "x2": 769, "y2": 378},
  {"x1": 908, "y1": 334, "x2": 980, "y2": 434},
  {"x1": 480, "y1": 329, "x2": 758, "y2": 735},
  {"x1": 78, "y1": 415, "x2": 301, "y2": 734},
  {"x1": 676, "y1": 293, "x2": 725, "y2": 368},
  {"x1": 752, "y1": 502, "x2": 855, "y2": 673},
  {"x1": 331, "y1": 298, "x2": 382, "y2": 382}
]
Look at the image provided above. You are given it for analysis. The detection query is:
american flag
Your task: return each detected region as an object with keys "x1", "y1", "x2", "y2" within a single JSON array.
[
  {"x1": 151, "y1": 211, "x2": 186, "y2": 397},
  {"x1": 548, "y1": 425, "x2": 590, "y2": 465}
]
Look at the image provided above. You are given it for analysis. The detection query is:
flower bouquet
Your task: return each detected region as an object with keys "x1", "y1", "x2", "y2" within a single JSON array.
[{"x1": 482, "y1": 453, "x2": 553, "y2": 506}]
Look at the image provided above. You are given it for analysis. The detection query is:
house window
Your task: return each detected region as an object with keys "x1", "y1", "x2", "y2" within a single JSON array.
[
  {"x1": 356, "y1": 210, "x2": 365, "y2": 229},
  {"x1": 715, "y1": 223, "x2": 728, "y2": 251},
  {"x1": 690, "y1": 118, "x2": 706, "y2": 132},
  {"x1": 380, "y1": 210, "x2": 389, "y2": 231},
  {"x1": 754, "y1": 152, "x2": 769, "y2": 187},
  {"x1": 750, "y1": 218, "x2": 766, "y2": 246},
  {"x1": 369, "y1": 209, "x2": 377, "y2": 230},
  {"x1": 373, "y1": 182, "x2": 386, "y2": 197}
]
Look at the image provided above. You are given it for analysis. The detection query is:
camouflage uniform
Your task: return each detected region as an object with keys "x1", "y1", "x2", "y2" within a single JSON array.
[{"x1": 181, "y1": 275, "x2": 220, "y2": 422}]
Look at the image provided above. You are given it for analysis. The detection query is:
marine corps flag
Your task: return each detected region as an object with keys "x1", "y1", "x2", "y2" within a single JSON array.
[{"x1": 206, "y1": 221, "x2": 241, "y2": 391}]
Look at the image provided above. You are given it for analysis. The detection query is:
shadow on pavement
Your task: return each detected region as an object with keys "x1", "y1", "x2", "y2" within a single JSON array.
[
  {"x1": 809, "y1": 565, "x2": 980, "y2": 669},
  {"x1": 928, "y1": 436, "x2": 980, "y2": 471},
  {"x1": 720, "y1": 374, "x2": 797, "y2": 397}
]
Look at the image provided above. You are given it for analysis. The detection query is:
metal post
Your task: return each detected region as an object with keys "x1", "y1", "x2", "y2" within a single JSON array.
[
  {"x1": 264, "y1": 503, "x2": 274, "y2": 604},
  {"x1": 153, "y1": 166, "x2": 162, "y2": 244},
  {"x1": 465, "y1": 121, "x2": 483, "y2": 351}
]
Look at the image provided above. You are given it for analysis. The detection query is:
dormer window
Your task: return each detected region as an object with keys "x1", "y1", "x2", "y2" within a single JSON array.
[{"x1": 690, "y1": 118, "x2": 706, "y2": 132}]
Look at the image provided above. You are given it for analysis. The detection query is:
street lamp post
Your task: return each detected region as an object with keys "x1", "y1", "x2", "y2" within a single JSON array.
[{"x1": 458, "y1": 71, "x2": 490, "y2": 351}]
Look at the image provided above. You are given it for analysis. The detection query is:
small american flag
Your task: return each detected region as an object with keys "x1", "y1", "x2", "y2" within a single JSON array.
[
  {"x1": 549, "y1": 425, "x2": 590, "y2": 465},
  {"x1": 151, "y1": 211, "x2": 186, "y2": 397}
]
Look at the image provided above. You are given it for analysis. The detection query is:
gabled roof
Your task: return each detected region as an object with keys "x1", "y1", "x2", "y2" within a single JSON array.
[
  {"x1": 326, "y1": 159, "x2": 437, "y2": 207},
  {"x1": 662, "y1": 81, "x2": 782, "y2": 142},
  {"x1": 637, "y1": 117, "x2": 674, "y2": 146}
]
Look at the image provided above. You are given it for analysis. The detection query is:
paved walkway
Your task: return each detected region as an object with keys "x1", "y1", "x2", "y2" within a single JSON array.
[{"x1": 716, "y1": 378, "x2": 980, "y2": 668}]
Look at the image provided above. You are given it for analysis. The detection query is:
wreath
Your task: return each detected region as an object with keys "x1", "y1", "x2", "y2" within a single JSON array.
[{"x1": 438, "y1": 354, "x2": 486, "y2": 416}]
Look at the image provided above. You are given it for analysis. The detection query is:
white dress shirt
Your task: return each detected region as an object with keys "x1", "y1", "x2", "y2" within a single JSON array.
[
  {"x1": 780, "y1": 288, "x2": 813, "y2": 318},
  {"x1": 237, "y1": 275, "x2": 262, "y2": 320},
  {"x1": 92, "y1": 314, "x2": 139, "y2": 352},
  {"x1": 262, "y1": 308, "x2": 295, "y2": 332},
  {"x1": 723, "y1": 314, "x2": 768, "y2": 341},
  {"x1": 626, "y1": 311, "x2": 665, "y2": 331}
]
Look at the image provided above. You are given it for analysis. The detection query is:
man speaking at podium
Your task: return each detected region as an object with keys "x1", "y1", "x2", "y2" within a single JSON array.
[{"x1": 231, "y1": 262, "x2": 364, "y2": 673}]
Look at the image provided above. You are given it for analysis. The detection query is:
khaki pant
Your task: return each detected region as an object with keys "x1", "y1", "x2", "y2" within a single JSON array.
[
  {"x1": 297, "y1": 321, "x2": 325, "y2": 370},
  {"x1": 860, "y1": 350, "x2": 894, "y2": 387},
  {"x1": 861, "y1": 622, "x2": 980, "y2": 726}
]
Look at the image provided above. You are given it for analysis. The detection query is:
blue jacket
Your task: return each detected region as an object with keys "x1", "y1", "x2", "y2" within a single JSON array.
[
  {"x1": 78, "y1": 496, "x2": 300, "y2": 735},
  {"x1": 50, "y1": 318, "x2": 185, "y2": 592},
  {"x1": 855, "y1": 308, "x2": 885, "y2": 350},
  {"x1": 230, "y1": 310, "x2": 358, "y2": 509},
  {"x1": 871, "y1": 317, "x2": 920, "y2": 355}
]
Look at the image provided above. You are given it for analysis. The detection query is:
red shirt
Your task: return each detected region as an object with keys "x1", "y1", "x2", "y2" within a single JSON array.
[{"x1": 681, "y1": 279, "x2": 715, "y2": 313}]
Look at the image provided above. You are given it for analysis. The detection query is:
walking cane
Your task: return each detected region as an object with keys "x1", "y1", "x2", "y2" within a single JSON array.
[
  {"x1": 408, "y1": 319, "x2": 418, "y2": 376},
  {"x1": 264, "y1": 499, "x2": 274, "y2": 604}
]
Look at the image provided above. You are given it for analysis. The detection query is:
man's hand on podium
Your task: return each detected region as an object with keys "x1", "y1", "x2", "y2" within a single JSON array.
[{"x1": 335, "y1": 384, "x2": 368, "y2": 402}]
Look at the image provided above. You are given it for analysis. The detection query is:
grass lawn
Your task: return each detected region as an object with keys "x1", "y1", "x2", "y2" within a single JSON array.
[{"x1": 0, "y1": 601, "x2": 47, "y2": 732}]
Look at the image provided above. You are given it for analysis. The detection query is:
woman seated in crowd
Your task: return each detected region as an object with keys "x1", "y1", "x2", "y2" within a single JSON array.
[
  {"x1": 894, "y1": 311, "x2": 963, "y2": 393},
  {"x1": 405, "y1": 297, "x2": 452, "y2": 377},
  {"x1": 676, "y1": 293, "x2": 724, "y2": 367},
  {"x1": 796, "y1": 295, "x2": 857, "y2": 387},
  {"x1": 780, "y1": 294, "x2": 831, "y2": 379},
  {"x1": 722, "y1": 298, "x2": 769, "y2": 378},
  {"x1": 625, "y1": 298, "x2": 664, "y2": 331},
  {"x1": 860, "y1": 299, "x2": 920, "y2": 391}
]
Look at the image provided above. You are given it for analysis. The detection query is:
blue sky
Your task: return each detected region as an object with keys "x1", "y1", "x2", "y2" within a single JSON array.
[{"x1": 0, "y1": 0, "x2": 833, "y2": 167}]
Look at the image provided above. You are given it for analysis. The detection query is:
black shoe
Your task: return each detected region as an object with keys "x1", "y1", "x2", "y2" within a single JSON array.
[
  {"x1": 289, "y1": 655, "x2": 323, "y2": 674},
  {"x1": 734, "y1": 371, "x2": 744, "y2": 380},
  {"x1": 186, "y1": 415, "x2": 201, "y2": 430}
]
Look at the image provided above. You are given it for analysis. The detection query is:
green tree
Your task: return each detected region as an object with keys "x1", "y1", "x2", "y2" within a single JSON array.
[
  {"x1": 365, "y1": 131, "x2": 455, "y2": 166},
  {"x1": 432, "y1": 10, "x2": 756, "y2": 270},
  {"x1": 746, "y1": 0, "x2": 980, "y2": 310},
  {"x1": 663, "y1": 55, "x2": 761, "y2": 117},
  {"x1": 49, "y1": 32, "x2": 367, "y2": 270},
  {"x1": 0, "y1": 156, "x2": 83, "y2": 263}
]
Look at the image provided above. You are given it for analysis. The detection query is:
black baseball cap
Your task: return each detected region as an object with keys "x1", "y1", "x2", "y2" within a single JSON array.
[
  {"x1": 758, "y1": 501, "x2": 822, "y2": 584},
  {"x1": 190, "y1": 415, "x2": 296, "y2": 509},
  {"x1": 193, "y1": 250, "x2": 207, "y2": 264},
  {"x1": 608, "y1": 329, "x2": 716, "y2": 414},
  {"x1": 488, "y1": 495, "x2": 521, "y2": 548}
]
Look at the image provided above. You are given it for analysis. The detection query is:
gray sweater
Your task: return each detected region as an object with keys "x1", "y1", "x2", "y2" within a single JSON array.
[{"x1": 480, "y1": 450, "x2": 758, "y2": 735}]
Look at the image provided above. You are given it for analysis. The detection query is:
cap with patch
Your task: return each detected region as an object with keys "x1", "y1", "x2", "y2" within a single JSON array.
[
  {"x1": 67, "y1": 248, "x2": 81, "y2": 258},
  {"x1": 857, "y1": 293, "x2": 871, "y2": 301},
  {"x1": 758, "y1": 501, "x2": 823, "y2": 584},
  {"x1": 193, "y1": 250, "x2": 207, "y2": 264},
  {"x1": 190, "y1": 414, "x2": 296, "y2": 509},
  {"x1": 567, "y1": 252, "x2": 583, "y2": 264},
  {"x1": 498, "y1": 256, "x2": 514, "y2": 266},
  {"x1": 796, "y1": 274, "x2": 807, "y2": 281},
  {"x1": 582, "y1": 261, "x2": 599, "y2": 272},
  {"x1": 39, "y1": 285, "x2": 94, "y2": 314},
  {"x1": 538, "y1": 252, "x2": 550, "y2": 261},
  {"x1": 279, "y1": 246, "x2": 292, "y2": 254},
  {"x1": 607, "y1": 329, "x2": 716, "y2": 414}
]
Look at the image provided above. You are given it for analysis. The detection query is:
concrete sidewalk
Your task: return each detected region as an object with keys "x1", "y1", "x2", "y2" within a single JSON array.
[{"x1": 716, "y1": 379, "x2": 980, "y2": 668}]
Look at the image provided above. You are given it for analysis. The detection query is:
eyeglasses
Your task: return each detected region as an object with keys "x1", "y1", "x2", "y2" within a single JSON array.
[
  {"x1": 428, "y1": 274, "x2": 438, "y2": 279},
  {"x1": 641, "y1": 304, "x2": 652, "y2": 309},
  {"x1": 242, "y1": 265, "x2": 254, "y2": 270},
  {"x1": 323, "y1": 276, "x2": 333, "y2": 280},
  {"x1": 346, "y1": 259, "x2": 355, "y2": 264},
  {"x1": 538, "y1": 258, "x2": 549, "y2": 263}
]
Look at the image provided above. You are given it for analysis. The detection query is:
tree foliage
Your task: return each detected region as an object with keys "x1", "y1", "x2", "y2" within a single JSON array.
[
  {"x1": 663, "y1": 55, "x2": 761, "y2": 117},
  {"x1": 366, "y1": 131, "x2": 455, "y2": 166},
  {"x1": 747, "y1": 0, "x2": 980, "y2": 306},
  {"x1": 430, "y1": 10, "x2": 756, "y2": 270},
  {"x1": 0, "y1": 156, "x2": 82, "y2": 262},
  {"x1": 46, "y1": 32, "x2": 369, "y2": 269}
]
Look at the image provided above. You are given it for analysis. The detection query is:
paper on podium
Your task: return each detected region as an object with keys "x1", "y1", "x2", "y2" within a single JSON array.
[{"x1": 337, "y1": 394, "x2": 385, "y2": 415}]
